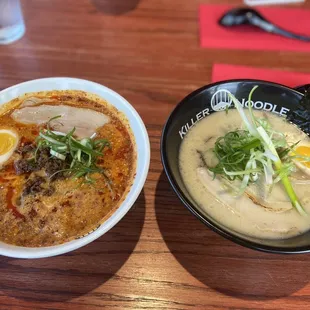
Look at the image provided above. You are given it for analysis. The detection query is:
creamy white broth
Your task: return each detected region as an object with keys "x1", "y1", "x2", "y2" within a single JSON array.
[{"x1": 179, "y1": 109, "x2": 310, "y2": 239}]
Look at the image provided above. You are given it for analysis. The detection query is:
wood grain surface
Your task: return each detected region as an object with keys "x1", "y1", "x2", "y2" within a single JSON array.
[{"x1": 1, "y1": 0, "x2": 310, "y2": 309}]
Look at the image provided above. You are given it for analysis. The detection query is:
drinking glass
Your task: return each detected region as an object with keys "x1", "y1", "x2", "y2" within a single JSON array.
[{"x1": 0, "y1": 0, "x2": 25, "y2": 44}]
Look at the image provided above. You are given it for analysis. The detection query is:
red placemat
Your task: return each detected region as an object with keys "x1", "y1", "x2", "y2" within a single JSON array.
[
  {"x1": 200, "y1": 4, "x2": 310, "y2": 52},
  {"x1": 212, "y1": 63, "x2": 310, "y2": 87}
]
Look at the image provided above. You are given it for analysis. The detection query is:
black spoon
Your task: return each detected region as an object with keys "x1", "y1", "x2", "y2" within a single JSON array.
[{"x1": 219, "y1": 8, "x2": 310, "y2": 42}]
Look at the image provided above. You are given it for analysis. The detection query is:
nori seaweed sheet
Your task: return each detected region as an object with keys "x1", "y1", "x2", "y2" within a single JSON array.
[{"x1": 287, "y1": 88, "x2": 310, "y2": 136}]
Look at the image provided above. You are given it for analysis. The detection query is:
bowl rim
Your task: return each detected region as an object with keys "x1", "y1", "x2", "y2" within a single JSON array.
[
  {"x1": 0, "y1": 77, "x2": 150, "y2": 258},
  {"x1": 161, "y1": 78, "x2": 310, "y2": 254}
]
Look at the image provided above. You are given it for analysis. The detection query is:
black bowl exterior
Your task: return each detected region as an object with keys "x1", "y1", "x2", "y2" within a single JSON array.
[{"x1": 161, "y1": 79, "x2": 310, "y2": 254}]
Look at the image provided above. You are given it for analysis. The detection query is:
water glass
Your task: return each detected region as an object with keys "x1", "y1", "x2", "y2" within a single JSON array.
[{"x1": 0, "y1": 0, "x2": 25, "y2": 44}]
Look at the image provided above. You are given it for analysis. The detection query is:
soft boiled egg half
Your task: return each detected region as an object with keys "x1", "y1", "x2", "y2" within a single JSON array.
[
  {"x1": 292, "y1": 143, "x2": 310, "y2": 176},
  {"x1": 0, "y1": 129, "x2": 19, "y2": 166}
]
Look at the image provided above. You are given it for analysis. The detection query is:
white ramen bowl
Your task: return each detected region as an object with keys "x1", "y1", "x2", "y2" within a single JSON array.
[{"x1": 0, "y1": 77, "x2": 150, "y2": 259}]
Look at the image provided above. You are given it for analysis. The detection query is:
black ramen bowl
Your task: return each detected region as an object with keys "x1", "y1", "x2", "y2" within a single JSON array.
[{"x1": 161, "y1": 79, "x2": 310, "y2": 254}]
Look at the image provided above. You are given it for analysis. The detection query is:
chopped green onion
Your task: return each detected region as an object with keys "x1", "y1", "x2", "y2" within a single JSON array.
[
  {"x1": 39, "y1": 132, "x2": 66, "y2": 146},
  {"x1": 50, "y1": 149, "x2": 66, "y2": 160},
  {"x1": 257, "y1": 125, "x2": 306, "y2": 215},
  {"x1": 207, "y1": 86, "x2": 307, "y2": 216},
  {"x1": 35, "y1": 116, "x2": 111, "y2": 188},
  {"x1": 228, "y1": 93, "x2": 258, "y2": 137},
  {"x1": 223, "y1": 167, "x2": 261, "y2": 176}
]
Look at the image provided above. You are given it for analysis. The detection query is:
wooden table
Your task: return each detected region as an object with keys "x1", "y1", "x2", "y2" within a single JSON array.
[{"x1": 1, "y1": 0, "x2": 310, "y2": 309}]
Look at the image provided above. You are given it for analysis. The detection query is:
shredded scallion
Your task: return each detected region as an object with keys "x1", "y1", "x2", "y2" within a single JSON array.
[
  {"x1": 207, "y1": 87, "x2": 307, "y2": 216},
  {"x1": 35, "y1": 115, "x2": 111, "y2": 187}
]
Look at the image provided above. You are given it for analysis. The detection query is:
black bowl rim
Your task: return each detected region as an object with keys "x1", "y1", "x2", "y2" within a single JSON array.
[{"x1": 161, "y1": 78, "x2": 310, "y2": 254}]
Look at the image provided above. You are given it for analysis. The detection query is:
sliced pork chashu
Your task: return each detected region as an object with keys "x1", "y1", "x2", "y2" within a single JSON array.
[
  {"x1": 196, "y1": 167, "x2": 305, "y2": 235},
  {"x1": 11, "y1": 104, "x2": 110, "y2": 138},
  {"x1": 20, "y1": 97, "x2": 57, "y2": 108}
]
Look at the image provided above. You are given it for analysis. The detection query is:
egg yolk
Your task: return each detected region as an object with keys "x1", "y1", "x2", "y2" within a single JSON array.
[
  {"x1": 0, "y1": 132, "x2": 16, "y2": 155},
  {"x1": 295, "y1": 146, "x2": 310, "y2": 168}
]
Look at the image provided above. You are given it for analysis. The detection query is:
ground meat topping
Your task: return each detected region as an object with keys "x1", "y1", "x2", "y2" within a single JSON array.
[
  {"x1": 14, "y1": 148, "x2": 68, "y2": 181},
  {"x1": 14, "y1": 159, "x2": 38, "y2": 175},
  {"x1": 16, "y1": 143, "x2": 35, "y2": 155},
  {"x1": 45, "y1": 158, "x2": 66, "y2": 179},
  {"x1": 22, "y1": 176, "x2": 46, "y2": 196}
]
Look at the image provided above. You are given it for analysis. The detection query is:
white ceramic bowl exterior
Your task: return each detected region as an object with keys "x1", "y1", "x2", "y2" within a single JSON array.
[{"x1": 0, "y1": 77, "x2": 150, "y2": 258}]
